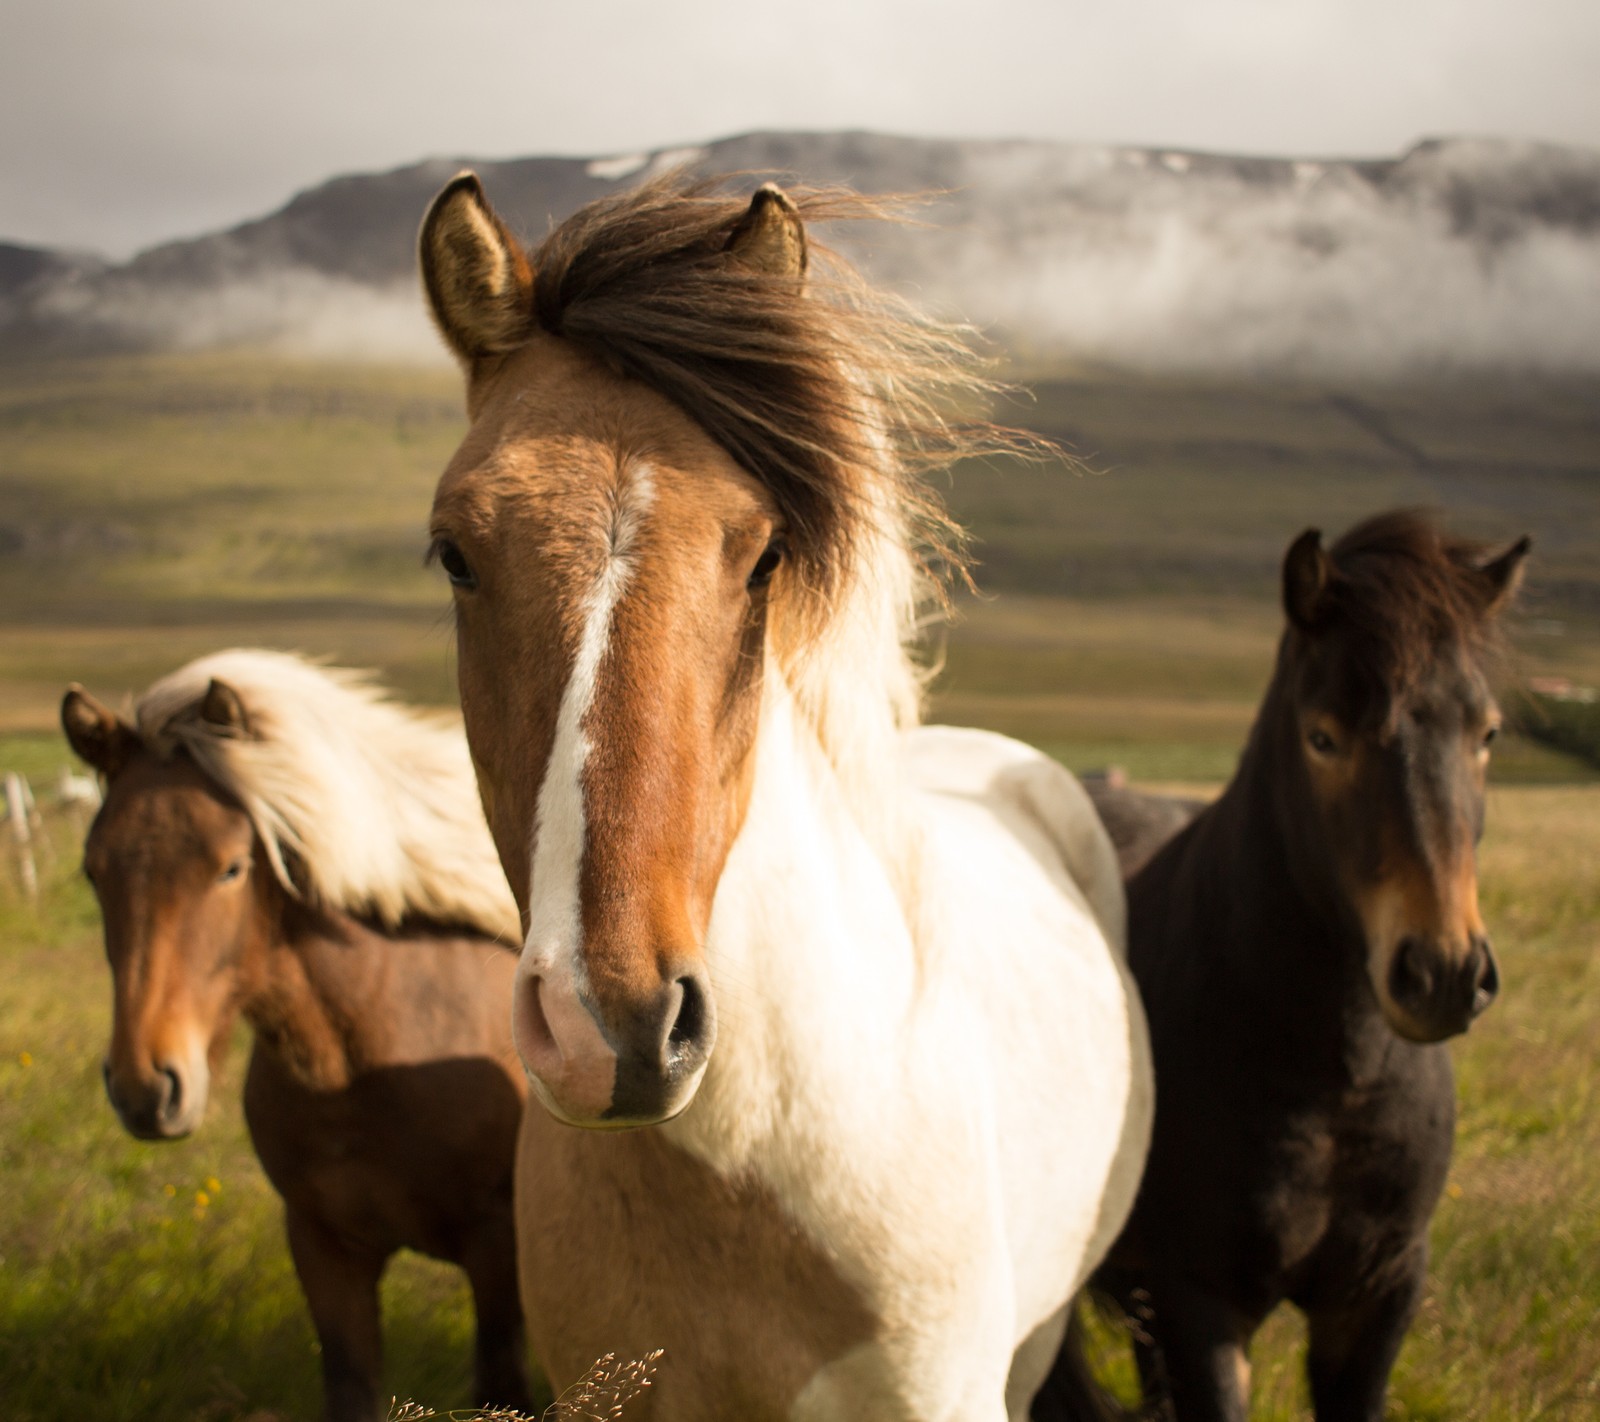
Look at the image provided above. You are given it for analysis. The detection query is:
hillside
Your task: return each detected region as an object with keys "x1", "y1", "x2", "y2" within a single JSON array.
[{"x1": 5, "y1": 131, "x2": 1600, "y2": 377}]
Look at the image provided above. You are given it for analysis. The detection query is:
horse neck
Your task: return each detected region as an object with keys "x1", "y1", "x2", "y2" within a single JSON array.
[
  {"x1": 240, "y1": 894, "x2": 401, "y2": 1091},
  {"x1": 668, "y1": 676, "x2": 922, "y2": 1165},
  {"x1": 779, "y1": 517, "x2": 924, "y2": 868}
]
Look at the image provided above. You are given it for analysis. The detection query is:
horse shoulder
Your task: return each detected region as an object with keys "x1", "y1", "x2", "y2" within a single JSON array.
[{"x1": 903, "y1": 724, "x2": 1126, "y2": 951}]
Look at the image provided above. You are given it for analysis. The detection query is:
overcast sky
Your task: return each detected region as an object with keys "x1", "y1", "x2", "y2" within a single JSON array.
[{"x1": 5, "y1": 0, "x2": 1598, "y2": 259}]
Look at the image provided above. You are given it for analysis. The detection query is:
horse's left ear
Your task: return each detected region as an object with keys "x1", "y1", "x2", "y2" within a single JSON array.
[
  {"x1": 199, "y1": 679, "x2": 252, "y2": 737},
  {"x1": 1472, "y1": 534, "x2": 1531, "y2": 615},
  {"x1": 61, "y1": 685, "x2": 139, "y2": 777},
  {"x1": 1283, "y1": 528, "x2": 1333, "y2": 632},
  {"x1": 725, "y1": 184, "x2": 807, "y2": 279},
  {"x1": 419, "y1": 172, "x2": 537, "y2": 364}
]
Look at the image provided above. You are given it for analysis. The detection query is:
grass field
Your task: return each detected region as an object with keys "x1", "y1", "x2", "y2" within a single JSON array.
[{"x1": 1, "y1": 354, "x2": 1596, "y2": 1419}]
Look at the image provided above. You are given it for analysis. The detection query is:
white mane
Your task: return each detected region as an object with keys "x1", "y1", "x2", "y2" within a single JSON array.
[{"x1": 137, "y1": 649, "x2": 520, "y2": 944}]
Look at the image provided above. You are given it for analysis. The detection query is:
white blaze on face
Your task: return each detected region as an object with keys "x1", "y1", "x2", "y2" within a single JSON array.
[{"x1": 522, "y1": 464, "x2": 655, "y2": 992}]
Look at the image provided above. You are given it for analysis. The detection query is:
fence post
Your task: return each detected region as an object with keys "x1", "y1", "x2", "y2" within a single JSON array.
[{"x1": 5, "y1": 771, "x2": 38, "y2": 902}]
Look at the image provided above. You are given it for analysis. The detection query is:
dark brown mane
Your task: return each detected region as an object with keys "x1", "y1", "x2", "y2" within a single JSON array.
[
  {"x1": 524, "y1": 172, "x2": 1029, "y2": 602},
  {"x1": 1317, "y1": 509, "x2": 1511, "y2": 722}
]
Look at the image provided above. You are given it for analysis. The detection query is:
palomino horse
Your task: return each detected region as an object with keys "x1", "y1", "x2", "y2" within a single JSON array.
[
  {"x1": 63, "y1": 650, "x2": 533, "y2": 1422},
  {"x1": 1041, "y1": 511, "x2": 1528, "y2": 1422},
  {"x1": 417, "y1": 171, "x2": 1153, "y2": 1420}
]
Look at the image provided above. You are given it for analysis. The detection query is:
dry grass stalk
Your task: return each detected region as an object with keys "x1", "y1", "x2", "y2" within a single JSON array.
[{"x1": 389, "y1": 1349, "x2": 664, "y2": 1422}]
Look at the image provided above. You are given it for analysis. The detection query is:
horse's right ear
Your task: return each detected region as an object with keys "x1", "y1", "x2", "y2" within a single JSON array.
[
  {"x1": 61, "y1": 686, "x2": 138, "y2": 777},
  {"x1": 199, "y1": 679, "x2": 252, "y2": 737},
  {"x1": 419, "y1": 172, "x2": 536, "y2": 364},
  {"x1": 1283, "y1": 528, "x2": 1333, "y2": 631}
]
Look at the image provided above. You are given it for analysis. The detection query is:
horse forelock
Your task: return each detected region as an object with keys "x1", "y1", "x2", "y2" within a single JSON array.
[
  {"x1": 135, "y1": 650, "x2": 520, "y2": 944},
  {"x1": 505, "y1": 173, "x2": 1029, "y2": 850},
  {"x1": 1308, "y1": 510, "x2": 1511, "y2": 731}
]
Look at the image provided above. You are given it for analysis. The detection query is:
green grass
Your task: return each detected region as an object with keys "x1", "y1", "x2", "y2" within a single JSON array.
[{"x1": 2, "y1": 354, "x2": 1598, "y2": 1418}]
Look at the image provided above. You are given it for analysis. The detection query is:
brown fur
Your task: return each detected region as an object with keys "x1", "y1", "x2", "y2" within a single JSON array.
[{"x1": 67, "y1": 697, "x2": 531, "y2": 1422}]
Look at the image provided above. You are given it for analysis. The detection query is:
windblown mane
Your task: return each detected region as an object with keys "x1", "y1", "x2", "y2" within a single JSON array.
[
  {"x1": 1322, "y1": 508, "x2": 1513, "y2": 725},
  {"x1": 137, "y1": 650, "x2": 520, "y2": 943},
  {"x1": 524, "y1": 174, "x2": 1038, "y2": 834}
]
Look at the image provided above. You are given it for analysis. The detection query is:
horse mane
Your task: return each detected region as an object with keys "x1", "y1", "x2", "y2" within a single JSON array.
[
  {"x1": 1319, "y1": 508, "x2": 1512, "y2": 724},
  {"x1": 525, "y1": 173, "x2": 1037, "y2": 839},
  {"x1": 136, "y1": 650, "x2": 520, "y2": 944}
]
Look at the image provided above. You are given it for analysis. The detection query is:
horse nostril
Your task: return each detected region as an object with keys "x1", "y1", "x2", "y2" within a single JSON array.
[
  {"x1": 159, "y1": 1065, "x2": 183, "y2": 1121},
  {"x1": 669, "y1": 974, "x2": 706, "y2": 1048},
  {"x1": 1471, "y1": 939, "x2": 1500, "y2": 1017},
  {"x1": 1388, "y1": 937, "x2": 1434, "y2": 1010}
]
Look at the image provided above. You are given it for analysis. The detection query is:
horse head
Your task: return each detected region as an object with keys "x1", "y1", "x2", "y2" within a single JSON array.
[
  {"x1": 1273, "y1": 513, "x2": 1529, "y2": 1042},
  {"x1": 64, "y1": 680, "x2": 264, "y2": 1139}
]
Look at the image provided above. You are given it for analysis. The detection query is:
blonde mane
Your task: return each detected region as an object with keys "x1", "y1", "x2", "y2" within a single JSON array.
[{"x1": 137, "y1": 649, "x2": 520, "y2": 944}]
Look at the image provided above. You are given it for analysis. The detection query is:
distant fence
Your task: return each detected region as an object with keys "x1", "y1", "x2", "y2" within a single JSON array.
[{"x1": 2, "y1": 768, "x2": 100, "y2": 902}]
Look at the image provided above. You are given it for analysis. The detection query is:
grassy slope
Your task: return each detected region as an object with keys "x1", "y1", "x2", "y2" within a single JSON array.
[{"x1": 1, "y1": 355, "x2": 1597, "y2": 1418}]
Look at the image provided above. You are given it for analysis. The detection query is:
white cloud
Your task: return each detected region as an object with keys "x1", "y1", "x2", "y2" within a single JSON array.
[{"x1": 3, "y1": 0, "x2": 1597, "y2": 256}]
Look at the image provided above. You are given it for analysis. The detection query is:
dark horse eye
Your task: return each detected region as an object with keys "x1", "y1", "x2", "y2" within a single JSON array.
[
  {"x1": 748, "y1": 541, "x2": 785, "y2": 591},
  {"x1": 1307, "y1": 728, "x2": 1337, "y2": 755},
  {"x1": 1483, "y1": 724, "x2": 1500, "y2": 748},
  {"x1": 217, "y1": 859, "x2": 246, "y2": 885},
  {"x1": 431, "y1": 538, "x2": 477, "y2": 590}
]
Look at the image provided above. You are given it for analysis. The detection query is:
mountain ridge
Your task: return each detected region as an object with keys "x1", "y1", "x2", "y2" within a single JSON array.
[{"x1": 7, "y1": 130, "x2": 1600, "y2": 377}]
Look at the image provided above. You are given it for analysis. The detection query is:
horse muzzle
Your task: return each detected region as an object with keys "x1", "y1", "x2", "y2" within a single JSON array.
[
  {"x1": 1382, "y1": 933, "x2": 1499, "y2": 1043},
  {"x1": 513, "y1": 963, "x2": 715, "y2": 1128},
  {"x1": 103, "y1": 1057, "x2": 208, "y2": 1140}
]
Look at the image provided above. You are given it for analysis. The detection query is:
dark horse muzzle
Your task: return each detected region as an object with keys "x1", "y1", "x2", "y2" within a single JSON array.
[{"x1": 1385, "y1": 933, "x2": 1499, "y2": 1042}]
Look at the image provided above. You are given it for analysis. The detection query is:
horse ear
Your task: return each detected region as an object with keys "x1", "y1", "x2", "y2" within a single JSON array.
[
  {"x1": 199, "y1": 679, "x2": 252, "y2": 737},
  {"x1": 61, "y1": 685, "x2": 138, "y2": 776},
  {"x1": 1473, "y1": 534, "x2": 1531, "y2": 615},
  {"x1": 419, "y1": 172, "x2": 536, "y2": 363},
  {"x1": 1283, "y1": 528, "x2": 1333, "y2": 632},
  {"x1": 725, "y1": 184, "x2": 807, "y2": 279}
]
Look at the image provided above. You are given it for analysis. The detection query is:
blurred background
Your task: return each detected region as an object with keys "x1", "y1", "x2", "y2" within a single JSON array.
[{"x1": 2, "y1": 3, "x2": 1596, "y2": 1419}]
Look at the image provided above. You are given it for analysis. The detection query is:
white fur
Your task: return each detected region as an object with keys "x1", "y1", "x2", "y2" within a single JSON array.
[
  {"x1": 523, "y1": 466, "x2": 653, "y2": 982},
  {"x1": 138, "y1": 649, "x2": 518, "y2": 943},
  {"x1": 658, "y1": 690, "x2": 1152, "y2": 1420}
]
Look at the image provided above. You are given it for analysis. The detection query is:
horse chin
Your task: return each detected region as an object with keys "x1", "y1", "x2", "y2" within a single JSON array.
[
  {"x1": 1378, "y1": 1001, "x2": 1462, "y2": 1045},
  {"x1": 524, "y1": 1064, "x2": 706, "y2": 1131}
]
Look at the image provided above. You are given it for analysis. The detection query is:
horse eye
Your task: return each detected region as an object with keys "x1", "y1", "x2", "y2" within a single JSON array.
[
  {"x1": 1307, "y1": 728, "x2": 1338, "y2": 755},
  {"x1": 431, "y1": 538, "x2": 477, "y2": 590},
  {"x1": 748, "y1": 541, "x2": 785, "y2": 591},
  {"x1": 217, "y1": 859, "x2": 247, "y2": 885},
  {"x1": 1483, "y1": 724, "x2": 1500, "y2": 748}
]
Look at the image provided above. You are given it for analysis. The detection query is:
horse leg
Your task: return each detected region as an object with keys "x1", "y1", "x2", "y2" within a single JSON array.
[
  {"x1": 1142, "y1": 1278, "x2": 1251, "y2": 1422},
  {"x1": 1303, "y1": 1256, "x2": 1426, "y2": 1422},
  {"x1": 285, "y1": 1206, "x2": 388, "y2": 1422},
  {"x1": 461, "y1": 1225, "x2": 534, "y2": 1414}
]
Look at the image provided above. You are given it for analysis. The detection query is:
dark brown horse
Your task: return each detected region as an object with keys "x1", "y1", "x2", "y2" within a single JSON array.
[
  {"x1": 62, "y1": 650, "x2": 532, "y2": 1422},
  {"x1": 1039, "y1": 510, "x2": 1528, "y2": 1422}
]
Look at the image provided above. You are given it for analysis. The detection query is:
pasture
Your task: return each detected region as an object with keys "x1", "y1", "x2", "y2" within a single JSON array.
[{"x1": 1, "y1": 355, "x2": 1597, "y2": 1419}]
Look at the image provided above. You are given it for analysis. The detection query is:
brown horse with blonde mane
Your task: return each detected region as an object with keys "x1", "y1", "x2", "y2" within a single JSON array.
[
  {"x1": 417, "y1": 171, "x2": 1152, "y2": 1420},
  {"x1": 1039, "y1": 510, "x2": 1528, "y2": 1422},
  {"x1": 63, "y1": 650, "x2": 532, "y2": 1422}
]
